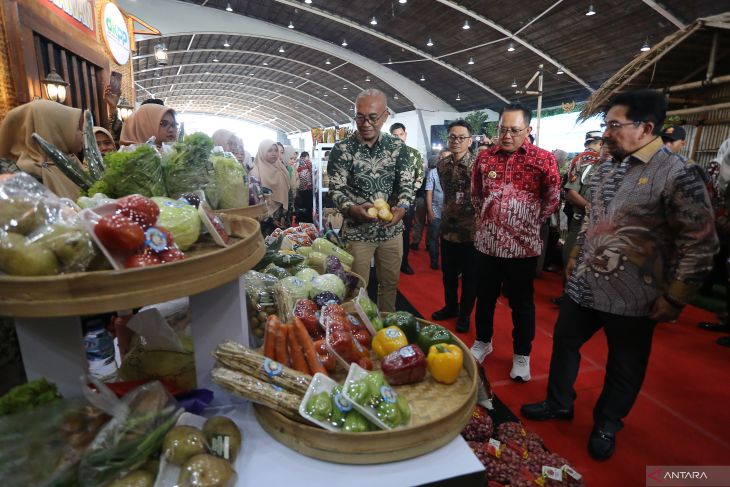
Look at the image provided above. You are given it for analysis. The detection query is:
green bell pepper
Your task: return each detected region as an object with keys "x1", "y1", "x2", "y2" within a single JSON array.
[
  {"x1": 383, "y1": 311, "x2": 421, "y2": 343},
  {"x1": 306, "y1": 391, "x2": 332, "y2": 421},
  {"x1": 346, "y1": 380, "x2": 371, "y2": 407},
  {"x1": 416, "y1": 324, "x2": 453, "y2": 354},
  {"x1": 376, "y1": 401, "x2": 402, "y2": 428},
  {"x1": 343, "y1": 410, "x2": 372, "y2": 432}
]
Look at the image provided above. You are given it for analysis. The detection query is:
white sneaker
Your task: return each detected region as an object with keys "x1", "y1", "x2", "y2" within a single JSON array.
[
  {"x1": 510, "y1": 354, "x2": 531, "y2": 382},
  {"x1": 470, "y1": 340, "x2": 493, "y2": 364}
]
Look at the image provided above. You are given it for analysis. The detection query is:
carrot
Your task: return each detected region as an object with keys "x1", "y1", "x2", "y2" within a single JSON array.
[
  {"x1": 275, "y1": 321, "x2": 289, "y2": 366},
  {"x1": 294, "y1": 317, "x2": 328, "y2": 376},
  {"x1": 287, "y1": 323, "x2": 311, "y2": 375},
  {"x1": 263, "y1": 316, "x2": 279, "y2": 359}
]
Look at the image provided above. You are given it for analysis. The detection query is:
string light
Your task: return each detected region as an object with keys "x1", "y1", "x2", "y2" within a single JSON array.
[
  {"x1": 468, "y1": 57, "x2": 475, "y2": 65},
  {"x1": 463, "y1": 20, "x2": 470, "y2": 29},
  {"x1": 426, "y1": 37, "x2": 434, "y2": 47},
  {"x1": 225, "y1": 2, "x2": 232, "y2": 12},
  {"x1": 370, "y1": 16, "x2": 377, "y2": 25},
  {"x1": 586, "y1": 4, "x2": 596, "y2": 16},
  {"x1": 507, "y1": 41, "x2": 515, "y2": 52}
]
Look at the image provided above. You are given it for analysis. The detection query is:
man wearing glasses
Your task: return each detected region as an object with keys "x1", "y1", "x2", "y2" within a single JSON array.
[
  {"x1": 431, "y1": 120, "x2": 478, "y2": 333},
  {"x1": 327, "y1": 89, "x2": 414, "y2": 312},
  {"x1": 521, "y1": 90, "x2": 717, "y2": 461},
  {"x1": 470, "y1": 104, "x2": 561, "y2": 382}
]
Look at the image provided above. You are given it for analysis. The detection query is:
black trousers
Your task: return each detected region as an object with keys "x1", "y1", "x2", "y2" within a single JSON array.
[
  {"x1": 402, "y1": 205, "x2": 415, "y2": 266},
  {"x1": 547, "y1": 297, "x2": 656, "y2": 433},
  {"x1": 441, "y1": 239, "x2": 478, "y2": 319},
  {"x1": 475, "y1": 253, "x2": 537, "y2": 355}
]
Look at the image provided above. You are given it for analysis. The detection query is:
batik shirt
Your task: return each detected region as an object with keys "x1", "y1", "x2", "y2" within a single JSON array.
[
  {"x1": 328, "y1": 132, "x2": 413, "y2": 242},
  {"x1": 425, "y1": 168, "x2": 444, "y2": 220},
  {"x1": 437, "y1": 150, "x2": 476, "y2": 243},
  {"x1": 296, "y1": 158, "x2": 313, "y2": 191},
  {"x1": 566, "y1": 137, "x2": 719, "y2": 316},
  {"x1": 471, "y1": 140, "x2": 561, "y2": 258},
  {"x1": 405, "y1": 145, "x2": 425, "y2": 204}
]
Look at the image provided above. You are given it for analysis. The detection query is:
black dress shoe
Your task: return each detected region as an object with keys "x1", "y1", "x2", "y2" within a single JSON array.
[
  {"x1": 698, "y1": 322, "x2": 730, "y2": 333},
  {"x1": 401, "y1": 263, "x2": 414, "y2": 275},
  {"x1": 432, "y1": 306, "x2": 458, "y2": 321},
  {"x1": 520, "y1": 401, "x2": 574, "y2": 421},
  {"x1": 430, "y1": 261, "x2": 439, "y2": 270},
  {"x1": 456, "y1": 317, "x2": 470, "y2": 333},
  {"x1": 410, "y1": 243, "x2": 419, "y2": 250},
  {"x1": 717, "y1": 336, "x2": 730, "y2": 347},
  {"x1": 588, "y1": 428, "x2": 616, "y2": 461}
]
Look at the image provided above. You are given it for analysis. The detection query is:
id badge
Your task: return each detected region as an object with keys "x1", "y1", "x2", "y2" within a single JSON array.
[{"x1": 455, "y1": 191, "x2": 464, "y2": 204}]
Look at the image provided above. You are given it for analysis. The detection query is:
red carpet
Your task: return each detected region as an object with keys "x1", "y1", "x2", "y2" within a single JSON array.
[{"x1": 398, "y1": 247, "x2": 730, "y2": 487}]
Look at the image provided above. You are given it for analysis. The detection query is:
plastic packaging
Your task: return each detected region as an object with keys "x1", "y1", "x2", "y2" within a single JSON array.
[
  {"x1": 152, "y1": 197, "x2": 202, "y2": 251},
  {"x1": 211, "y1": 152, "x2": 248, "y2": 209},
  {"x1": 380, "y1": 344, "x2": 427, "y2": 385},
  {"x1": 0, "y1": 172, "x2": 97, "y2": 275},
  {"x1": 89, "y1": 143, "x2": 167, "y2": 198},
  {"x1": 198, "y1": 201, "x2": 229, "y2": 247},
  {"x1": 354, "y1": 287, "x2": 382, "y2": 335},
  {"x1": 342, "y1": 363, "x2": 411, "y2": 430},
  {"x1": 309, "y1": 273, "x2": 346, "y2": 301},
  {"x1": 298, "y1": 373, "x2": 357, "y2": 432},
  {"x1": 311, "y1": 237, "x2": 354, "y2": 267},
  {"x1": 161, "y1": 133, "x2": 214, "y2": 200},
  {"x1": 243, "y1": 271, "x2": 284, "y2": 348}
]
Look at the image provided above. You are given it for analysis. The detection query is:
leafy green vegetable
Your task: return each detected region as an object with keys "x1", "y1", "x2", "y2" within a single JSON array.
[
  {"x1": 152, "y1": 197, "x2": 201, "y2": 251},
  {"x1": 90, "y1": 145, "x2": 167, "y2": 198},
  {"x1": 212, "y1": 155, "x2": 248, "y2": 209},
  {"x1": 0, "y1": 378, "x2": 60, "y2": 416},
  {"x1": 162, "y1": 133, "x2": 214, "y2": 199}
]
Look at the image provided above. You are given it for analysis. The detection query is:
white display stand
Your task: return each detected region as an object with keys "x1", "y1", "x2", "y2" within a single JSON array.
[{"x1": 313, "y1": 144, "x2": 333, "y2": 231}]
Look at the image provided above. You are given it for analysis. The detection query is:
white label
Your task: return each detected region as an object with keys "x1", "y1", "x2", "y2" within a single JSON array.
[
  {"x1": 102, "y1": 3, "x2": 130, "y2": 65},
  {"x1": 488, "y1": 438, "x2": 501, "y2": 449},
  {"x1": 399, "y1": 346, "x2": 416, "y2": 358},
  {"x1": 562, "y1": 465, "x2": 582, "y2": 480},
  {"x1": 543, "y1": 466, "x2": 563, "y2": 481}
]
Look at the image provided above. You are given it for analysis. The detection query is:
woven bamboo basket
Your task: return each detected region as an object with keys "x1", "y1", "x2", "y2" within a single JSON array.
[
  {"x1": 0, "y1": 214, "x2": 265, "y2": 317},
  {"x1": 254, "y1": 330, "x2": 478, "y2": 464},
  {"x1": 215, "y1": 202, "x2": 269, "y2": 221}
]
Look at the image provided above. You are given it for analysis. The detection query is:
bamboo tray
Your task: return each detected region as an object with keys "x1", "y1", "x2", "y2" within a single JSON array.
[
  {"x1": 254, "y1": 332, "x2": 478, "y2": 464},
  {"x1": 216, "y1": 202, "x2": 269, "y2": 221},
  {"x1": 0, "y1": 214, "x2": 266, "y2": 318}
]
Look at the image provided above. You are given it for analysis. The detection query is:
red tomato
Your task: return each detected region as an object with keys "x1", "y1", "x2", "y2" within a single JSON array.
[
  {"x1": 117, "y1": 195, "x2": 160, "y2": 229},
  {"x1": 125, "y1": 250, "x2": 161, "y2": 268},
  {"x1": 95, "y1": 214, "x2": 145, "y2": 254},
  {"x1": 318, "y1": 352, "x2": 336, "y2": 373},
  {"x1": 158, "y1": 248, "x2": 185, "y2": 263},
  {"x1": 356, "y1": 356, "x2": 373, "y2": 371},
  {"x1": 353, "y1": 329, "x2": 372, "y2": 349}
]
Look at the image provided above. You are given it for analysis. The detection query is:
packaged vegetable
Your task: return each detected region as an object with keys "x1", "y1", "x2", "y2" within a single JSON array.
[
  {"x1": 163, "y1": 425, "x2": 208, "y2": 465},
  {"x1": 380, "y1": 344, "x2": 427, "y2": 385},
  {"x1": 299, "y1": 374, "x2": 362, "y2": 432},
  {"x1": 0, "y1": 378, "x2": 60, "y2": 416},
  {"x1": 293, "y1": 299, "x2": 319, "y2": 336},
  {"x1": 263, "y1": 263, "x2": 290, "y2": 280},
  {"x1": 211, "y1": 153, "x2": 248, "y2": 209},
  {"x1": 311, "y1": 237, "x2": 354, "y2": 267},
  {"x1": 295, "y1": 267, "x2": 319, "y2": 283},
  {"x1": 178, "y1": 453, "x2": 236, "y2": 487},
  {"x1": 203, "y1": 416, "x2": 242, "y2": 462},
  {"x1": 89, "y1": 144, "x2": 167, "y2": 198},
  {"x1": 152, "y1": 197, "x2": 201, "y2": 251},
  {"x1": 427, "y1": 343, "x2": 463, "y2": 385},
  {"x1": 272, "y1": 252, "x2": 306, "y2": 268},
  {"x1": 280, "y1": 276, "x2": 311, "y2": 301},
  {"x1": 243, "y1": 271, "x2": 284, "y2": 347},
  {"x1": 417, "y1": 324, "x2": 454, "y2": 354},
  {"x1": 313, "y1": 291, "x2": 341, "y2": 308},
  {"x1": 383, "y1": 311, "x2": 421, "y2": 343},
  {"x1": 354, "y1": 288, "x2": 382, "y2": 334},
  {"x1": 343, "y1": 364, "x2": 411, "y2": 429},
  {"x1": 309, "y1": 273, "x2": 346, "y2": 301},
  {"x1": 77, "y1": 192, "x2": 115, "y2": 209},
  {"x1": 296, "y1": 246, "x2": 313, "y2": 257},
  {"x1": 307, "y1": 251, "x2": 327, "y2": 270},
  {"x1": 162, "y1": 132, "x2": 214, "y2": 200},
  {"x1": 372, "y1": 326, "x2": 408, "y2": 359}
]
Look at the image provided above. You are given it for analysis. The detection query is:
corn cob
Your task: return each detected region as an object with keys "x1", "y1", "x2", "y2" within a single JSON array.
[
  {"x1": 211, "y1": 367, "x2": 302, "y2": 419},
  {"x1": 82, "y1": 110, "x2": 105, "y2": 180},
  {"x1": 213, "y1": 341, "x2": 311, "y2": 395},
  {"x1": 32, "y1": 133, "x2": 94, "y2": 189}
]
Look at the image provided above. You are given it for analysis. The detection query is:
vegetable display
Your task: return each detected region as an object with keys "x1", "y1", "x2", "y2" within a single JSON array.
[
  {"x1": 371, "y1": 326, "x2": 408, "y2": 359},
  {"x1": 162, "y1": 133, "x2": 214, "y2": 200},
  {"x1": 383, "y1": 311, "x2": 421, "y2": 343},
  {"x1": 309, "y1": 273, "x2": 346, "y2": 301},
  {"x1": 343, "y1": 367, "x2": 411, "y2": 429},
  {"x1": 151, "y1": 197, "x2": 201, "y2": 251},
  {"x1": 416, "y1": 324, "x2": 453, "y2": 354},
  {"x1": 89, "y1": 144, "x2": 167, "y2": 198},
  {"x1": 380, "y1": 345, "x2": 427, "y2": 385},
  {"x1": 211, "y1": 154, "x2": 248, "y2": 209},
  {"x1": 427, "y1": 343, "x2": 463, "y2": 385}
]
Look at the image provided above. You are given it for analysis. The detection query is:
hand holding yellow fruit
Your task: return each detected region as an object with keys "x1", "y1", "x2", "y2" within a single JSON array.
[
  {"x1": 373, "y1": 198, "x2": 389, "y2": 210},
  {"x1": 377, "y1": 208, "x2": 393, "y2": 222},
  {"x1": 367, "y1": 207, "x2": 379, "y2": 218}
]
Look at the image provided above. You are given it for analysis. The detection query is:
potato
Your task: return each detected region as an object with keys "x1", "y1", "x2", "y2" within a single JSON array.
[
  {"x1": 163, "y1": 425, "x2": 208, "y2": 465},
  {"x1": 178, "y1": 453, "x2": 236, "y2": 487},
  {"x1": 202, "y1": 416, "x2": 242, "y2": 462}
]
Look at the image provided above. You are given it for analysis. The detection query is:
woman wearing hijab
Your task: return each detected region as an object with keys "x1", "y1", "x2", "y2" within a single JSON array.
[
  {"x1": 251, "y1": 139, "x2": 291, "y2": 233},
  {"x1": 93, "y1": 126, "x2": 116, "y2": 156},
  {"x1": 0, "y1": 99, "x2": 84, "y2": 200},
  {"x1": 120, "y1": 104, "x2": 177, "y2": 147},
  {"x1": 212, "y1": 129, "x2": 245, "y2": 166}
]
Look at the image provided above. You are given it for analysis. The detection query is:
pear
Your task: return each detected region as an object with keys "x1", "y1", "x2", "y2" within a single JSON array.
[
  {"x1": 366, "y1": 207, "x2": 378, "y2": 219},
  {"x1": 377, "y1": 208, "x2": 393, "y2": 222},
  {"x1": 107, "y1": 470, "x2": 154, "y2": 487},
  {"x1": 0, "y1": 199, "x2": 39, "y2": 235},
  {"x1": 163, "y1": 425, "x2": 208, "y2": 465},
  {"x1": 179, "y1": 453, "x2": 236, "y2": 487},
  {"x1": 34, "y1": 224, "x2": 95, "y2": 272},
  {"x1": 0, "y1": 231, "x2": 59, "y2": 275},
  {"x1": 203, "y1": 416, "x2": 242, "y2": 462}
]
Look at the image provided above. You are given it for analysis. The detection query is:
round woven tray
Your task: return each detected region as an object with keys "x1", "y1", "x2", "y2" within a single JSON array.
[
  {"x1": 0, "y1": 214, "x2": 265, "y2": 317},
  {"x1": 254, "y1": 331, "x2": 478, "y2": 464},
  {"x1": 215, "y1": 202, "x2": 269, "y2": 221}
]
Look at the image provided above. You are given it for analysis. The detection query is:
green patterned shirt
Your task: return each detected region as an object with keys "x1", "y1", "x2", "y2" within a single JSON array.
[
  {"x1": 438, "y1": 150, "x2": 476, "y2": 243},
  {"x1": 405, "y1": 145, "x2": 425, "y2": 199},
  {"x1": 328, "y1": 132, "x2": 414, "y2": 242}
]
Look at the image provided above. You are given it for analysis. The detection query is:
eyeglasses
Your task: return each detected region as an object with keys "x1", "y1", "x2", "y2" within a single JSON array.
[
  {"x1": 600, "y1": 121, "x2": 644, "y2": 131},
  {"x1": 447, "y1": 135, "x2": 471, "y2": 143},
  {"x1": 354, "y1": 109, "x2": 388, "y2": 125},
  {"x1": 497, "y1": 126, "x2": 528, "y2": 136},
  {"x1": 160, "y1": 120, "x2": 179, "y2": 129}
]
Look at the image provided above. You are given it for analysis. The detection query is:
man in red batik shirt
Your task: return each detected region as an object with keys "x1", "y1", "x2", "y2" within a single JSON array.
[{"x1": 470, "y1": 103, "x2": 560, "y2": 382}]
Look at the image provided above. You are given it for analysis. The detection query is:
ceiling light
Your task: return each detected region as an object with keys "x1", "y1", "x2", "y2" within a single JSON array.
[
  {"x1": 399, "y1": 0, "x2": 407, "y2": 3},
  {"x1": 365, "y1": 75, "x2": 371, "y2": 82},
  {"x1": 370, "y1": 16, "x2": 377, "y2": 25},
  {"x1": 511, "y1": 79, "x2": 517, "y2": 88},
  {"x1": 463, "y1": 20, "x2": 470, "y2": 30},
  {"x1": 278, "y1": 46, "x2": 285, "y2": 53},
  {"x1": 387, "y1": 58, "x2": 392, "y2": 64},
  {"x1": 394, "y1": 93, "x2": 399, "y2": 100},
  {"x1": 325, "y1": 58, "x2": 331, "y2": 65},
  {"x1": 213, "y1": 58, "x2": 219, "y2": 62},
  {"x1": 249, "y1": 73, "x2": 254, "y2": 76},
  {"x1": 225, "y1": 2, "x2": 232, "y2": 12},
  {"x1": 305, "y1": 0, "x2": 312, "y2": 3},
  {"x1": 323, "y1": 93, "x2": 328, "y2": 97},
  {"x1": 262, "y1": 61, "x2": 269, "y2": 66},
  {"x1": 640, "y1": 38, "x2": 651, "y2": 52},
  {"x1": 154, "y1": 43, "x2": 168, "y2": 66},
  {"x1": 507, "y1": 41, "x2": 515, "y2": 52},
  {"x1": 468, "y1": 57, "x2": 474, "y2": 65},
  {"x1": 305, "y1": 71, "x2": 310, "y2": 75},
  {"x1": 288, "y1": 80, "x2": 294, "y2": 83},
  {"x1": 586, "y1": 4, "x2": 596, "y2": 16},
  {"x1": 426, "y1": 37, "x2": 433, "y2": 47},
  {"x1": 456, "y1": 93, "x2": 461, "y2": 101},
  {"x1": 343, "y1": 86, "x2": 348, "y2": 90},
  {"x1": 419, "y1": 74, "x2": 425, "y2": 82},
  {"x1": 288, "y1": 20, "x2": 294, "y2": 29},
  {"x1": 341, "y1": 39, "x2": 348, "y2": 46},
  {"x1": 223, "y1": 39, "x2": 231, "y2": 47},
  {"x1": 556, "y1": 68, "x2": 564, "y2": 74}
]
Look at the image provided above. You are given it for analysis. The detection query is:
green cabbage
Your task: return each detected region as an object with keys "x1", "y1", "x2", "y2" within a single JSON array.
[
  {"x1": 295, "y1": 267, "x2": 319, "y2": 283},
  {"x1": 280, "y1": 276, "x2": 311, "y2": 301},
  {"x1": 91, "y1": 145, "x2": 167, "y2": 198},
  {"x1": 212, "y1": 155, "x2": 248, "y2": 209},
  {"x1": 309, "y1": 274, "x2": 346, "y2": 300},
  {"x1": 162, "y1": 133, "x2": 214, "y2": 199},
  {"x1": 151, "y1": 197, "x2": 201, "y2": 250}
]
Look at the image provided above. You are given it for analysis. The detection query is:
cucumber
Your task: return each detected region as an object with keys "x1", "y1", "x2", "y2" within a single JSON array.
[
  {"x1": 82, "y1": 110, "x2": 105, "y2": 180},
  {"x1": 254, "y1": 249, "x2": 279, "y2": 271},
  {"x1": 32, "y1": 133, "x2": 94, "y2": 189},
  {"x1": 273, "y1": 253, "x2": 306, "y2": 267}
]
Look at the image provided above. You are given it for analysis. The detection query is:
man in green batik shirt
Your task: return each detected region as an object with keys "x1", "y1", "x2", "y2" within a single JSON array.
[
  {"x1": 390, "y1": 122, "x2": 424, "y2": 275},
  {"x1": 328, "y1": 89, "x2": 414, "y2": 312}
]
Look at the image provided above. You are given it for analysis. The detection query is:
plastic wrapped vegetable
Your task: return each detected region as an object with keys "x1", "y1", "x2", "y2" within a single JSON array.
[
  {"x1": 162, "y1": 132, "x2": 214, "y2": 199},
  {"x1": 243, "y1": 271, "x2": 283, "y2": 347},
  {"x1": 307, "y1": 251, "x2": 327, "y2": 271},
  {"x1": 280, "y1": 276, "x2": 311, "y2": 301},
  {"x1": 263, "y1": 263, "x2": 291, "y2": 280},
  {"x1": 311, "y1": 237, "x2": 354, "y2": 267},
  {"x1": 380, "y1": 344, "x2": 427, "y2": 385},
  {"x1": 427, "y1": 343, "x2": 463, "y2": 385},
  {"x1": 416, "y1": 324, "x2": 454, "y2": 354},
  {"x1": 372, "y1": 326, "x2": 408, "y2": 359},
  {"x1": 295, "y1": 267, "x2": 319, "y2": 283},
  {"x1": 309, "y1": 273, "x2": 346, "y2": 301},
  {"x1": 383, "y1": 311, "x2": 421, "y2": 343},
  {"x1": 88, "y1": 144, "x2": 167, "y2": 198},
  {"x1": 151, "y1": 197, "x2": 201, "y2": 251},
  {"x1": 211, "y1": 153, "x2": 248, "y2": 209},
  {"x1": 313, "y1": 291, "x2": 341, "y2": 308}
]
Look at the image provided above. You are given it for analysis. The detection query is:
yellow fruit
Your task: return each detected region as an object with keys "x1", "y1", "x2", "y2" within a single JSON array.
[
  {"x1": 372, "y1": 198, "x2": 389, "y2": 210},
  {"x1": 377, "y1": 208, "x2": 393, "y2": 222},
  {"x1": 367, "y1": 207, "x2": 378, "y2": 218}
]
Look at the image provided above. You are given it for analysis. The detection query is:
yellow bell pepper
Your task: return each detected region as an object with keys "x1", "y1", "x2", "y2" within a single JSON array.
[
  {"x1": 372, "y1": 326, "x2": 408, "y2": 358},
  {"x1": 427, "y1": 343, "x2": 463, "y2": 384}
]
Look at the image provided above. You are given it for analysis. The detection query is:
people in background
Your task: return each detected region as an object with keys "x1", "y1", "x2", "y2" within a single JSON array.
[
  {"x1": 431, "y1": 120, "x2": 478, "y2": 334},
  {"x1": 295, "y1": 151, "x2": 314, "y2": 223},
  {"x1": 389, "y1": 123, "x2": 424, "y2": 275},
  {"x1": 425, "y1": 151, "x2": 448, "y2": 270},
  {"x1": 119, "y1": 103, "x2": 177, "y2": 148},
  {"x1": 328, "y1": 89, "x2": 413, "y2": 312},
  {"x1": 660, "y1": 125, "x2": 687, "y2": 154},
  {"x1": 470, "y1": 103, "x2": 560, "y2": 382},
  {"x1": 251, "y1": 139, "x2": 291, "y2": 233},
  {"x1": 0, "y1": 99, "x2": 84, "y2": 200},
  {"x1": 521, "y1": 90, "x2": 718, "y2": 461},
  {"x1": 212, "y1": 129, "x2": 245, "y2": 166},
  {"x1": 93, "y1": 126, "x2": 117, "y2": 156},
  {"x1": 283, "y1": 145, "x2": 299, "y2": 217}
]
